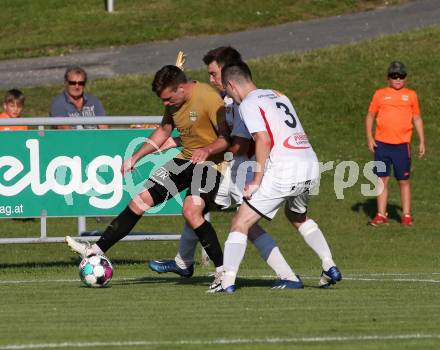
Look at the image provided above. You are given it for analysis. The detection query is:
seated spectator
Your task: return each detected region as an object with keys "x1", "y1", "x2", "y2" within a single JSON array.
[
  {"x1": 0, "y1": 89, "x2": 28, "y2": 131},
  {"x1": 49, "y1": 66, "x2": 108, "y2": 129}
]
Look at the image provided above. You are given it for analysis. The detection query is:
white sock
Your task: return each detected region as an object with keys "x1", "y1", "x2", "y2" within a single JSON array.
[
  {"x1": 253, "y1": 233, "x2": 298, "y2": 281},
  {"x1": 298, "y1": 219, "x2": 335, "y2": 271},
  {"x1": 222, "y1": 231, "x2": 248, "y2": 288},
  {"x1": 175, "y1": 223, "x2": 198, "y2": 269}
]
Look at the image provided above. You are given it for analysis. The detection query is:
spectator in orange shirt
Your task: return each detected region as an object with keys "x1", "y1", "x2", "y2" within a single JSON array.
[
  {"x1": 365, "y1": 61, "x2": 425, "y2": 226},
  {"x1": 0, "y1": 89, "x2": 28, "y2": 131}
]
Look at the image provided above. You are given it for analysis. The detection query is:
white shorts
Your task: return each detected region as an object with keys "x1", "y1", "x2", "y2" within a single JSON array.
[
  {"x1": 214, "y1": 157, "x2": 254, "y2": 209},
  {"x1": 245, "y1": 173, "x2": 318, "y2": 220}
]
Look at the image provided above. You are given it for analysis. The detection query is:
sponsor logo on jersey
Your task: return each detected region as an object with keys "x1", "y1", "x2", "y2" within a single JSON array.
[
  {"x1": 189, "y1": 111, "x2": 198, "y2": 122},
  {"x1": 283, "y1": 133, "x2": 311, "y2": 149}
]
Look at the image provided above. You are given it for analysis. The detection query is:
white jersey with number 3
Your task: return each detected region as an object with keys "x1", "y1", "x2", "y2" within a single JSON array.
[{"x1": 239, "y1": 89, "x2": 319, "y2": 183}]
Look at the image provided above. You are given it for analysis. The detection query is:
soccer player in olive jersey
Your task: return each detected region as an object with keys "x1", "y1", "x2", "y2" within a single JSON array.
[
  {"x1": 214, "y1": 62, "x2": 341, "y2": 292},
  {"x1": 66, "y1": 65, "x2": 229, "y2": 276},
  {"x1": 366, "y1": 61, "x2": 425, "y2": 226}
]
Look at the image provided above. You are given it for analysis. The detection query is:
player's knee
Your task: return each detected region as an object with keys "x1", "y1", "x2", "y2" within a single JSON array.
[
  {"x1": 182, "y1": 197, "x2": 205, "y2": 226},
  {"x1": 182, "y1": 205, "x2": 195, "y2": 223},
  {"x1": 230, "y1": 214, "x2": 248, "y2": 233}
]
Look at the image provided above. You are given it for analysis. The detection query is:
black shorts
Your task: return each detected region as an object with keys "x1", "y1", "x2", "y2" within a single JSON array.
[{"x1": 144, "y1": 158, "x2": 222, "y2": 208}]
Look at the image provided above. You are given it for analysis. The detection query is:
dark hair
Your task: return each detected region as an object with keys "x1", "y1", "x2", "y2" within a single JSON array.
[
  {"x1": 4, "y1": 89, "x2": 25, "y2": 105},
  {"x1": 221, "y1": 61, "x2": 253, "y2": 87},
  {"x1": 203, "y1": 46, "x2": 242, "y2": 68},
  {"x1": 152, "y1": 65, "x2": 188, "y2": 95},
  {"x1": 64, "y1": 66, "x2": 87, "y2": 83}
]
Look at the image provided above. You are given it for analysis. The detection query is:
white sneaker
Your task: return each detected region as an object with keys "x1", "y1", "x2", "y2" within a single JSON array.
[
  {"x1": 207, "y1": 271, "x2": 224, "y2": 292},
  {"x1": 65, "y1": 236, "x2": 92, "y2": 258}
]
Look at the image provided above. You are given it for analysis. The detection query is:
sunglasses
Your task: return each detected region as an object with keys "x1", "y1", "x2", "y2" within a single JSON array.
[
  {"x1": 67, "y1": 80, "x2": 86, "y2": 86},
  {"x1": 388, "y1": 73, "x2": 406, "y2": 80}
]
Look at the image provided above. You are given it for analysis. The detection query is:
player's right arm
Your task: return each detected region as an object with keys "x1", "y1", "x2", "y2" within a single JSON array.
[
  {"x1": 121, "y1": 123, "x2": 173, "y2": 175},
  {"x1": 243, "y1": 130, "x2": 270, "y2": 199},
  {"x1": 238, "y1": 100, "x2": 269, "y2": 199}
]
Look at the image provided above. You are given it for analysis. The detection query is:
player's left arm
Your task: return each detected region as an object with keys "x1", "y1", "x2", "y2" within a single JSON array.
[
  {"x1": 191, "y1": 130, "x2": 229, "y2": 163},
  {"x1": 191, "y1": 102, "x2": 230, "y2": 163},
  {"x1": 413, "y1": 115, "x2": 425, "y2": 158},
  {"x1": 243, "y1": 131, "x2": 270, "y2": 199}
]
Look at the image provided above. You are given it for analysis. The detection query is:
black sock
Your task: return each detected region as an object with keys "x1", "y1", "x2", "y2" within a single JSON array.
[
  {"x1": 193, "y1": 220, "x2": 223, "y2": 267},
  {"x1": 96, "y1": 206, "x2": 142, "y2": 252}
]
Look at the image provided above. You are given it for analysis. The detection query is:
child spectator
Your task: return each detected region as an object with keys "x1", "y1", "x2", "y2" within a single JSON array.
[
  {"x1": 0, "y1": 89, "x2": 28, "y2": 131},
  {"x1": 365, "y1": 61, "x2": 425, "y2": 226}
]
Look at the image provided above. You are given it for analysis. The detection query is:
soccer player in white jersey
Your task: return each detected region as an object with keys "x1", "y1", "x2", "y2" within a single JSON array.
[
  {"x1": 149, "y1": 47, "x2": 303, "y2": 290},
  {"x1": 214, "y1": 61, "x2": 342, "y2": 293}
]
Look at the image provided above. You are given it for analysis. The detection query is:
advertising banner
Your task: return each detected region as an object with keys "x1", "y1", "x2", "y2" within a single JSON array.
[{"x1": 0, "y1": 130, "x2": 183, "y2": 218}]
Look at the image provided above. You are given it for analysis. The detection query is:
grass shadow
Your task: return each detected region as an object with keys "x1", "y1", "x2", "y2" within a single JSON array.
[
  {"x1": 237, "y1": 278, "x2": 325, "y2": 290},
  {"x1": 113, "y1": 275, "x2": 213, "y2": 286},
  {"x1": 115, "y1": 276, "x2": 324, "y2": 290},
  {"x1": 113, "y1": 276, "x2": 272, "y2": 288},
  {"x1": 351, "y1": 198, "x2": 402, "y2": 223}
]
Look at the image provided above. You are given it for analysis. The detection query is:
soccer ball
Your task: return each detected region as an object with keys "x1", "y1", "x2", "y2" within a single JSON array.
[{"x1": 79, "y1": 254, "x2": 113, "y2": 288}]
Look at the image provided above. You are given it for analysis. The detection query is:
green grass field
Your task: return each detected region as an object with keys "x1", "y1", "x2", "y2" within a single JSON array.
[
  {"x1": 1, "y1": 25, "x2": 440, "y2": 350},
  {"x1": 0, "y1": 0, "x2": 409, "y2": 60}
]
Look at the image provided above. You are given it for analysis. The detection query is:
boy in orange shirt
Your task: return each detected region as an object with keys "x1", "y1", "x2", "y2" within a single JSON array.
[
  {"x1": 0, "y1": 89, "x2": 28, "y2": 131},
  {"x1": 365, "y1": 61, "x2": 425, "y2": 226}
]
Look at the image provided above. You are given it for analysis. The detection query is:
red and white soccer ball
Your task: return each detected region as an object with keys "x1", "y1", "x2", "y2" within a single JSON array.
[{"x1": 79, "y1": 255, "x2": 113, "y2": 288}]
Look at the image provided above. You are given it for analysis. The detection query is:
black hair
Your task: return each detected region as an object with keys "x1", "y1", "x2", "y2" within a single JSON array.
[
  {"x1": 221, "y1": 61, "x2": 253, "y2": 87},
  {"x1": 203, "y1": 46, "x2": 242, "y2": 67},
  {"x1": 152, "y1": 65, "x2": 188, "y2": 95}
]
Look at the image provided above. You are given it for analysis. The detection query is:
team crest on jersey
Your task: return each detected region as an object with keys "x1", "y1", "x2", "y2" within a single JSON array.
[
  {"x1": 189, "y1": 111, "x2": 198, "y2": 122},
  {"x1": 401, "y1": 95, "x2": 409, "y2": 101}
]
